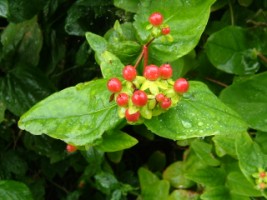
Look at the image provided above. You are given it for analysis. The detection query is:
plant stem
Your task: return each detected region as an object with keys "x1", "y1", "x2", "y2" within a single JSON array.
[
  {"x1": 228, "y1": 0, "x2": 235, "y2": 26},
  {"x1": 143, "y1": 45, "x2": 148, "y2": 68},
  {"x1": 257, "y1": 52, "x2": 267, "y2": 64},
  {"x1": 134, "y1": 38, "x2": 155, "y2": 68},
  {"x1": 205, "y1": 77, "x2": 228, "y2": 87}
]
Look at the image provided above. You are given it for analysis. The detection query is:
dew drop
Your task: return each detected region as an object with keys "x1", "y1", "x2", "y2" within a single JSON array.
[
  {"x1": 198, "y1": 122, "x2": 204, "y2": 127},
  {"x1": 181, "y1": 120, "x2": 192, "y2": 129}
]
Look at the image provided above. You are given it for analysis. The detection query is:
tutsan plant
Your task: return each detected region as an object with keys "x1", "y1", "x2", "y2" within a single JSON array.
[{"x1": 1, "y1": 0, "x2": 267, "y2": 199}]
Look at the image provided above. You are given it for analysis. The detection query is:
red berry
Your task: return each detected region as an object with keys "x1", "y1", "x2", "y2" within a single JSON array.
[
  {"x1": 156, "y1": 93, "x2": 165, "y2": 102},
  {"x1": 161, "y1": 27, "x2": 170, "y2": 35},
  {"x1": 66, "y1": 144, "x2": 77, "y2": 153},
  {"x1": 125, "y1": 109, "x2": 140, "y2": 122},
  {"x1": 107, "y1": 78, "x2": 122, "y2": 93},
  {"x1": 132, "y1": 90, "x2": 148, "y2": 106},
  {"x1": 123, "y1": 65, "x2": 137, "y2": 81},
  {"x1": 149, "y1": 12, "x2": 163, "y2": 26},
  {"x1": 144, "y1": 65, "x2": 160, "y2": 81},
  {"x1": 174, "y1": 78, "x2": 189, "y2": 93},
  {"x1": 160, "y1": 97, "x2": 172, "y2": 109},
  {"x1": 260, "y1": 172, "x2": 266, "y2": 178},
  {"x1": 159, "y1": 63, "x2": 173, "y2": 79},
  {"x1": 116, "y1": 93, "x2": 129, "y2": 107}
]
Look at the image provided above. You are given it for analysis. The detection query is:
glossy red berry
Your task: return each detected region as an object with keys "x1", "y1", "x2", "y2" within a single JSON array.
[
  {"x1": 66, "y1": 144, "x2": 77, "y2": 153},
  {"x1": 132, "y1": 90, "x2": 148, "y2": 106},
  {"x1": 123, "y1": 65, "x2": 137, "y2": 81},
  {"x1": 116, "y1": 93, "x2": 129, "y2": 107},
  {"x1": 144, "y1": 65, "x2": 160, "y2": 81},
  {"x1": 161, "y1": 27, "x2": 170, "y2": 35},
  {"x1": 174, "y1": 78, "x2": 189, "y2": 93},
  {"x1": 160, "y1": 97, "x2": 172, "y2": 109},
  {"x1": 107, "y1": 78, "x2": 122, "y2": 93},
  {"x1": 125, "y1": 109, "x2": 140, "y2": 122},
  {"x1": 149, "y1": 12, "x2": 163, "y2": 26},
  {"x1": 159, "y1": 63, "x2": 173, "y2": 79},
  {"x1": 156, "y1": 93, "x2": 165, "y2": 102}
]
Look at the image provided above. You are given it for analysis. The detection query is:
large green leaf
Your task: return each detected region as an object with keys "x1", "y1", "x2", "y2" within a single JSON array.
[
  {"x1": 7, "y1": 0, "x2": 46, "y2": 23},
  {"x1": 133, "y1": 0, "x2": 215, "y2": 62},
  {"x1": 1, "y1": 16, "x2": 42, "y2": 68},
  {"x1": 205, "y1": 26, "x2": 260, "y2": 75},
  {"x1": 0, "y1": 66, "x2": 54, "y2": 116},
  {"x1": 0, "y1": 180, "x2": 33, "y2": 200},
  {"x1": 95, "y1": 130, "x2": 138, "y2": 152},
  {"x1": 0, "y1": 0, "x2": 7, "y2": 18},
  {"x1": 18, "y1": 79, "x2": 122, "y2": 146},
  {"x1": 168, "y1": 190, "x2": 199, "y2": 200},
  {"x1": 220, "y1": 72, "x2": 267, "y2": 132},
  {"x1": 138, "y1": 167, "x2": 170, "y2": 200},
  {"x1": 144, "y1": 81, "x2": 247, "y2": 140}
]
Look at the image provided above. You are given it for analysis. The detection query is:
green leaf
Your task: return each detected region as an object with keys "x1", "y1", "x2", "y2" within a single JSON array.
[
  {"x1": 0, "y1": 66, "x2": 54, "y2": 116},
  {"x1": 138, "y1": 167, "x2": 170, "y2": 200},
  {"x1": 227, "y1": 171, "x2": 261, "y2": 197},
  {"x1": 185, "y1": 166, "x2": 226, "y2": 187},
  {"x1": 65, "y1": 0, "x2": 113, "y2": 36},
  {"x1": 105, "y1": 22, "x2": 141, "y2": 64},
  {"x1": 235, "y1": 132, "x2": 267, "y2": 181},
  {"x1": 255, "y1": 132, "x2": 267, "y2": 154},
  {"x1": 168, "y1": 190, "x2": 200, "y2": 200},
  {"x1": 97, "y1": 51, "x2": 125, "y2": 79},
  {"x1": 0, "y1": 0, "x2": 7, "y2": 18},
  {"x1": 144, "y1": 81, "x2": 247, "y2": 140},
  {"x1": 201, "y1": 186, "x2": 249, "y2": 200},
  {"x1": 133, "y1": 0, "x2": 215, "y2": 62},
  {"x1": 114, "y1": 0, "x2": 140, "y2": 13},
  {"x1": 86, "y1": 32, "x2": 108, "y2": 53},
  {"x1": 95, "y1": 130, "x2": 138, "y2": 152},
  {"x1": 220, "y1": 72, "x2": 267, "y2": 132},
  {"x1": 18, "y1": 79, "x2": 122, "y2": 146},
  {"x1": 7, "y1": 0, "x2": 46, "y2": 23},
  {"x1": 205, "y1": 26, "x2": 260, "y2": 75},
  {"x1": 191, "y1": 139, "x2": 220, "y2": 166},
  {"x1": 212, "y1": 133, "x2": 237, "y2": 157},
  {"x1": 0, "y1": 180, "x2": 33, "y2": 200},
  {"x1": 1, "y1": 16, "x2": 43, "y2": 67},
  {"x1": 163, "y1": 161, "x2": 194, "y2": 189},
  {"x1": 0, "y1": 101, "x2": 5, "y2": 123}
]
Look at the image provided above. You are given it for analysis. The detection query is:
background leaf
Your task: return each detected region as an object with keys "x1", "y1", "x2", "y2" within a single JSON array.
[
  {"x1": 145, "y1": 81, "x2": 247, "y2": 140},
  {"x1": 0, "y1": 180, "x2": 33, "y2": 200},
  {"x1": 7, "y1": 0, "x2": 46, "y2": 23},
  {"x1": 133, "y1": 0, "x2": 215, "y2": 62},
  {"x1": 95, "y1": 130, "x2": 138, "y2": 152},
  {"x1": 138, "y1": 167, "x2": 170, "y2": 200},
  {"x1": 0, "y1": 101, "x2": 5, "y2": 123},
  {"x1": 205, "y1": 26, "x2": 260, "y2": 75},
  {"x1": 114, "y1": 0, "x2": 140, "y2": 13},
  {"x1": 220, "y1": 72, "x2": 267, "y2": 132},
  {"x1": 0, "y1": 66, "x2": 55, "y2": 116},
  {"x1": 18, "y1": 79, "x2": 122, "y2": 146},
  {"x1": 1, "y1": 17, "x2": 43, "y2": 68}
]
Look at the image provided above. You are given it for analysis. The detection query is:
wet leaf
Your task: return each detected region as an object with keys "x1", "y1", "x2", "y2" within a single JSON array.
[{"x1": 145, "y1": 81, "x2": 247, "y2": 140}]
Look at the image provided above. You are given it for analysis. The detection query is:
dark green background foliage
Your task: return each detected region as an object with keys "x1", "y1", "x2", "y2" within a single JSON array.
[{"x1": 1, "y1": 0, "x2": 267, "y2": 199}]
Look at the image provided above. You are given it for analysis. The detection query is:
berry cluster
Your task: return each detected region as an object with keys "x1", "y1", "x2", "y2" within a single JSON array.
[
  {"x1": 252, "y1": 168, "x2": 267, "y2": 190},
  {"x1": 146, "y1": 12, "x2": 173, "y2": 41},
  {"x1": 107, "y1": 64, "x2": 189, "y2": 123}
]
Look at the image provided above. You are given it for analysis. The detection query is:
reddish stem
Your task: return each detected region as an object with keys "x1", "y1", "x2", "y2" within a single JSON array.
[
  {"x1": 134, "y1": 38, "x2": 155, "y2": 69},
  {"x1": 143, "y1": 45, "x2": 148, "y2": 68}
]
